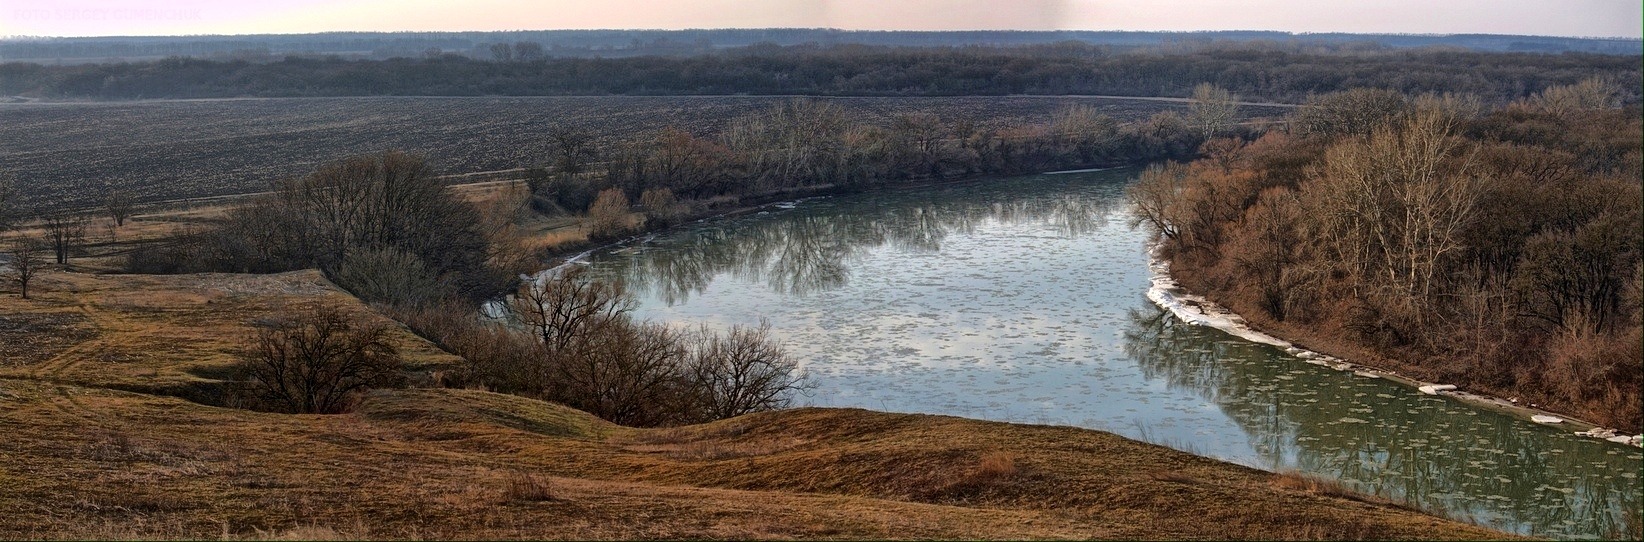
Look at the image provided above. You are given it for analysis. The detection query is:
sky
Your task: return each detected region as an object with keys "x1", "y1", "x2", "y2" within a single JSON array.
[{"x1": 1, "y1": 0, "x2": 1640, "y2": 39}]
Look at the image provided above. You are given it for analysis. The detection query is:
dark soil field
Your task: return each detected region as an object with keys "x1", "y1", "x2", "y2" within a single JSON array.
[{"x1": 0, "y1": 96, "x2": 1287, "y2": 209}]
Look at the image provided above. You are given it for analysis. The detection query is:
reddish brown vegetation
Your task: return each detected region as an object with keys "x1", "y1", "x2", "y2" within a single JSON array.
[{"x1": 1133, "y1": 82, "x2": 1643, "y2": 430}]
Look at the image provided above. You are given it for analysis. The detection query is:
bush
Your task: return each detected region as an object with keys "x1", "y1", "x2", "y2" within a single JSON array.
[
  {"x1": 684, "y1": 322, "x2": 809, "y2": 420},
  {"x1": 640, "y1": 187, "x2": 684, "y2": 228},
  {"x1": 238, "y1": 305, "x2": 404, "y2": 414},
  {"x1": 586, "y1": 188, "x2": 634, "y2": 241},
  {"x1": 334, "y1": 247, "x2": 441, "y2": 307},
  {"x1": 408, "y1": 269, "x2": 809, "y2": 427}
]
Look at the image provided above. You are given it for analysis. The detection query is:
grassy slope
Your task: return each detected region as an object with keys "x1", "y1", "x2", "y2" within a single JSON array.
[{"x1": 0, "y1": 270, "x2": 1509, "y2": 540}]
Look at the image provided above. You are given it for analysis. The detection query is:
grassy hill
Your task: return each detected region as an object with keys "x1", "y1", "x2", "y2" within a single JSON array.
[{"x1": 0, "y1": 270, "x2": 1511, "y2": 539}]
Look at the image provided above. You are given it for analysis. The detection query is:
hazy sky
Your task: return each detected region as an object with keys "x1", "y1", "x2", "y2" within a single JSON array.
[{"x1": 2, "y1": 0, "x2": 1640, "y2": 39}]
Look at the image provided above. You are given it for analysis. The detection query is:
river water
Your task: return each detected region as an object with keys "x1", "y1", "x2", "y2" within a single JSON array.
[{"x1": 578, "y1": 169, "x2": 1641, "y2": 538}]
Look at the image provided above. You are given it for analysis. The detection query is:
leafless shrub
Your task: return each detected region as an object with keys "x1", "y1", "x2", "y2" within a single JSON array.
[
  {"x1": 684, "y1": 321, "x2": 811, "y2": 420},
  {"x1": 239, "y1": 305, "x2": 404, "y2": 414},
  {"x1": 409, "y1": 269, "x2": 808, "y2": 427},
  {"x1": 334, "y1": 247, "x2": 441, "y2": 307}
]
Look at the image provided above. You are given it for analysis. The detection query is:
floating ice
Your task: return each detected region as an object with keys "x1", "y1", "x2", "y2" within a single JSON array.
[
  {"x1": 1044, "y1": 167, "x2": 1116, "y2": 175},
  {"x1": 1419, "y1": 384, "x2": 1458, "y2": 395},
  {"x1": 1531, "y1": 415, "x2": 1564, "y2": 424},
  {"x1": 1144, "y1": 252, "x2": 1291, "y2": 348}
]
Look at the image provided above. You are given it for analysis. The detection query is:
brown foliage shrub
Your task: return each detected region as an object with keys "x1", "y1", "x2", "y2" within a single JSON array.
[{"x1": 586, "y1": 188, "x2": 634, "y2": 241}]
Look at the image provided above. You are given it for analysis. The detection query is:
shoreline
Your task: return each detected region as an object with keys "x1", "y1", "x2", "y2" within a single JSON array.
[
  {"x1": 530, "y1": 167, "x2": 1131, "y2": 272},
  {"x1": 1144, "y1": 248, "x2": 1644, "y2": 448}
]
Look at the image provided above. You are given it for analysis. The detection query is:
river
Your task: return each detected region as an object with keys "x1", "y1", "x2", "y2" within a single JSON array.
[{"x1": 576, "y1": 169, "x2": 1641, "y2": 539}]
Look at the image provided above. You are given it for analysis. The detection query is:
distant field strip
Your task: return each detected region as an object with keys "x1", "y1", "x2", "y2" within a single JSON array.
[{"x1": 0, "y1": 96, "x2": 1288, "y2": 209}]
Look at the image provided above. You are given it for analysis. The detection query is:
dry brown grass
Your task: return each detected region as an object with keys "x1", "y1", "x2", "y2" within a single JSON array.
[
  {"x1": 1272, "y1": 471, "x2": 1370, "y2": 501},
  {"x1": 0, "y1": 269, "x2": 1516, "y2": 540},
  {"x1": 502, "y1": 471, "x2": 558, "y2": 502},
  {"x1": 974, "y1": 451, "x2": 1020, "y2": 481}
]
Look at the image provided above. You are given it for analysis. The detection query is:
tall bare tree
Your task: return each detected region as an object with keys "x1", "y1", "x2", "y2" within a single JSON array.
[
  {"x1": 546, "y1": 126, "x2": 597, "y2": 180},
  {"x1": 40, "y1": 213, "x2": 85, "y2": 265},
  {"x1": 1189, "y1": 83, "x2": 1240, "y2": 139},
  {"x1": 509, "y1": 266, "x2": 635, "y2": 353},
  {"x1": 7, "y1": 238, "x2": 44, "y2": 299},
  {"x1": 104, "y1": 189, "x2": 134, "y2": 228}
]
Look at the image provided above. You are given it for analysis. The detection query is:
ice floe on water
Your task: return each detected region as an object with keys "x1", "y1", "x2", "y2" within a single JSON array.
[
  {"x1": 1044, "y1": 167, "x2": 1117, "y2": 175},
  {"x1": 1145, "y1": 249, "x2": 1290, "y2": 349}
]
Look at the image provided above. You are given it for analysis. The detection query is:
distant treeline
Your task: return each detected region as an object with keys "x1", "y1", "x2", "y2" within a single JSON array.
[
  {"x1": 2, "y1": 42, "x2": 1638, "y2": 103},
  {"x1": 4, "y1": 29, "x2": 1639, "y2": 63}
]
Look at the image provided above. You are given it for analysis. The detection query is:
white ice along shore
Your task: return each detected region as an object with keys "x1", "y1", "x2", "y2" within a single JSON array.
[{"x1": 1144, "y1": 246, "x2": 1643, "y2": 448}]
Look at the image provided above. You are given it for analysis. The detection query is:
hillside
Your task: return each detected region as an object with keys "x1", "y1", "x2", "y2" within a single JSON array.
[{"x1": 0, "y1": 269, "x2": 1512, "y2": 539}]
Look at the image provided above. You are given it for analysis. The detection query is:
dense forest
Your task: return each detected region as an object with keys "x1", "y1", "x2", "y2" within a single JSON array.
[
  {"x1": 1129, "y1": 80, "x2": 1642, "y2": 430},
  {"x1": 3, "y1": 41, "x2": 1639, "y2": 103}
]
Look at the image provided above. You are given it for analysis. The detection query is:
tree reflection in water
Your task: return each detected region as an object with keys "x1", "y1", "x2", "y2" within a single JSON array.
[
  {"x1": 574, "y1": 171, "x2": 1639, "y2": 539},
  {"x1": 599, "y1": 180, "x2": 1118, "y2": 304},
  {"x1": 1122, "y1": 306, "x2": 1642, "y2": 538}
]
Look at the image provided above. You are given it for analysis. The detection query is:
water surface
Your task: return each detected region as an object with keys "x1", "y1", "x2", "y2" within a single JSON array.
[{"x1": 581, "y1": 170, "x2": 1641, "y2": 539}]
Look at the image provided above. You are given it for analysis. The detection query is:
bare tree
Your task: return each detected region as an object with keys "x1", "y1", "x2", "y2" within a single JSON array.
[
  {"x1": 104, "y1": 189, "x2": 134, "y2": 228},
  {"x1": 551, "y1": 320, "x2": 687, "y2": 426},
  {"x1": 1532, "y1": 77, "x2": 1621, "y2": 114},
  {"x1": 488, "y1": 42, "x2": 514, "y2": 62},
  {"x1": 546, "y1": 126, "x2": 597, "y2": 179},
  {"x1": 685, "y1": 321, "x2": 810, "y2": 420},
  {"x1": 1293, "y1": 88, "x2": 1409, "y2": 137},
  {"x1": 1310, "y1": 110, "x2": 1483, "y2": 329},
  {"x1": 510, "y1": 266, "x2": 635, "y2": 353},
  {"x1": 1049, "y1": 105, "x2": 1120, "y2": 162},
  {"x1": 513, "y1": 41, "x2": 545, "y2": 61},
  {"x1": 240, "y1": 306, "x2": 403, "y2": 414},
  {"x1": 1188, "y1": 83, "x2": 1240, "y2": 138},
  {"x1": 40, "y1": 213, "x2": 86, "y2": 265},
  {"x1": 1126, "y1": 162, "x2": 1188, "y2": 241},
  {"x1": 7, "y1": 237, "x2": 44, "y2": 299}
]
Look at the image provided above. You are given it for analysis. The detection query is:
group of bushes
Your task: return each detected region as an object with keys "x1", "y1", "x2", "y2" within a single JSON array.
[
  {"x1": 138, "y1": 93, "x2": 1244, "y2": 422},
  {"x1": 1129, "y1": 80, "x2": 1642, "y2": 429},
  {"x1": 125, "y1": 150, "x2": 808, "y2": 423},
  {"x1": 126, "y1": 150, "x2": 526, "y2": 303},
  {"x1": 519, "y1": 98, "x2": 1227, "y2": 241},
  {"x1": 388, "y1": 268, "x2": 809, "y2": 426},
  {"x1": 236, "y1": 269, "x2": 810, "y2": 425}
]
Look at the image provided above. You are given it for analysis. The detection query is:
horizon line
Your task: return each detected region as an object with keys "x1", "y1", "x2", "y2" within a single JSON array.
[{"x1": 4, "y1": 27, "x2": 1641, "y2": 42}]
